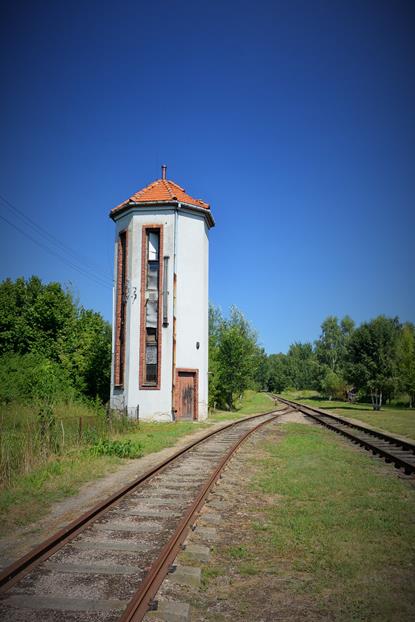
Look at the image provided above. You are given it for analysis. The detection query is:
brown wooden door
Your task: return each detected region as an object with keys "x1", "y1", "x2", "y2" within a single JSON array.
[{"x1": 177, "y1": 371, "x2": 195, "y2": 420}]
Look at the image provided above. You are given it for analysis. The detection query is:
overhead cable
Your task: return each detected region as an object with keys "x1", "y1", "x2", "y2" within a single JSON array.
[
  {"x1": 0, "y1": 193, "x2": 113, "y2": 286},
  {"x1": 0, "y1": 213, "x2": 112, "y2": 289}
]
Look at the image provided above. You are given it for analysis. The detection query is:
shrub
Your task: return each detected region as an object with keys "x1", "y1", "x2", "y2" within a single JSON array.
[
  {"x1": 89, "y1": 439, "x2": 143, "y2": 459},
  {"x1": 0, "y1": 353, "x2": 76, "y2": 404}
]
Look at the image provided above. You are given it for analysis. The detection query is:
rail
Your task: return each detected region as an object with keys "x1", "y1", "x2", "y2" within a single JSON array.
[
  {"x1": 0, "y1": 407, "x2": 285, "y2": 621},
  {"x1": 276, "y1": 396, "x2": 415, "y2": 475}
]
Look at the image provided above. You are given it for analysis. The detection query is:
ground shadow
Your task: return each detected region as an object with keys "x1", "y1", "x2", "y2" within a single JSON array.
[{"x1": 323, "y1": 405, "x2": 372, "y2": 412}]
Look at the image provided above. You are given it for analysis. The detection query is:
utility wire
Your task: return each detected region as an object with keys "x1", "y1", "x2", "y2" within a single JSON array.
[
  {"x1": 0, "y1": 193, "x2": 113, "y2": 286},
  {"x1": 0, "y1": 213, "x2": 112, "y2": 289}
]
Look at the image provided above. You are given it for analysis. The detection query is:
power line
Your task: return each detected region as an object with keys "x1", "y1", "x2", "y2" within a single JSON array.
[
  {"x1": 0, "y1": 213, "x2": 112, "y2": 289},
  {"x1": 0, "y1": 193, "x2": 113, "y2": 286}
]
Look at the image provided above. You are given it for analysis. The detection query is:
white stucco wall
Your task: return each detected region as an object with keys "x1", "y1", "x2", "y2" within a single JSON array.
[
  {"x1": 175, "y1": 213, "x2": 209, "y2": 420},
  {"x1": 110, "y1": 205, "x2": 210, "y2": 421}
]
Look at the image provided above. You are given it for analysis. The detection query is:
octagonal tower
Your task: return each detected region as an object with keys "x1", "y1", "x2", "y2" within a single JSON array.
[{"x1": 109, "y1": 167, "x2": 214, "y2": 421}]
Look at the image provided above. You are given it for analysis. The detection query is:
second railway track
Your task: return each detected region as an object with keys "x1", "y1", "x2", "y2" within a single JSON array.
[
  {"x1": 0, "y1": 407, "x2": 287, "y2": 622},
  {"x1": 276, "y1": 396, "x2": 415, "y2": 475}
]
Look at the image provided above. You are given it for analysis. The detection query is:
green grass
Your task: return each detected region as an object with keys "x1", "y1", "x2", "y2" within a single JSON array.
[
  {"x1": 0, "y1": 399, "x2": 134, "y2": 486},
  {"x1": 0, "y1": 390, "x2": 292, "y2": 538},
  {"x1": 252, "y1": 424, "x2": 415, "y2": 620},
  {"x1": 281, "y1": 390, "x2": 415, "y2": 440},
  {"x1": 208, "y1": 390, "x2": 276, "y2": 422},
  {"x1": 113, "y1": 420, "x2": 209, "y2": 456},
  {"x1": 0, "y1": 418, "x2": 208, "y2": 537},
  {"x1": 0, "y1": 452, "x2": 122, "y2": 536}
]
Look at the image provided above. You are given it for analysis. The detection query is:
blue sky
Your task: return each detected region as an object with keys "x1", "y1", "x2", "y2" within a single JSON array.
[{"x1": 1, "y1": 0, "x2": 414, "y2": 353}]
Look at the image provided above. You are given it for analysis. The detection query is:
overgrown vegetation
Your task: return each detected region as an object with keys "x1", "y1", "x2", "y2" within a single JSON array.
[
  {"x1": 0, "y1": 419, "x2": 208, "y2": 535},
  {"x1": 0, "y1": 275, "x2": 115, "y2": 487},
  {"x1": 0, "y1": 276, "x2": 111, "y2": 403},
  {"x1": 0, "y1": 401, "x2": 135, "y2": 487}
]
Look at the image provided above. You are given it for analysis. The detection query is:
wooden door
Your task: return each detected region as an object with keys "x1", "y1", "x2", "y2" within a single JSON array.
[{"x1": 176, "y1": 371, "x2": 197, "y2": 420}]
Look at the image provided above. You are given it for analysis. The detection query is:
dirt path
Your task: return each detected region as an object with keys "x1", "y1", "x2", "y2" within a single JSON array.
[{"x1": 0, "y1": 419, "x2": 233, "y2": 570}]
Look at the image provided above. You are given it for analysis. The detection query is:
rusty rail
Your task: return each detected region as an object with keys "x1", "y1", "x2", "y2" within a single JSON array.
[
  {"x1": 276, "y1": 396, "x2": 415, "y2": 475},
  {"x1": 0, "y1": 408, "x2": 281, "y2": 600},
  {"x1": 120, "y1": 412, "x2": 280, "y2": 621}
]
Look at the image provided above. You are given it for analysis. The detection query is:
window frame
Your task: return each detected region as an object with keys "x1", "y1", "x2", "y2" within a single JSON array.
[
  {"x1": 114, "y1": 228, "x2": 128, "y2": 388},
  {"x1": 139, "y1": 224, "x2": 164, "y2": 390}
]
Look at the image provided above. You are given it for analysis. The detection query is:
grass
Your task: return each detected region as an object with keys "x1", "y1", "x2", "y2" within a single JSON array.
[
  {"x1": 0, "y1": 452, "x2": 122, "y2": 536},
  {"x1": 199, "y1": 422, "x2": 415, "y2": 620},
  {"x1": 252, "y1": 424, "x2": 415, "y2": 620},
  {"x1": 208, "y1": 390, "x2": 276, "y2": 422},
  {"x1": 281, "y1": 390, "x2": 415, "y2": 440},
  {"x1": 0, "y1": 389, "x2": 272, "y2": 537},
  {"x1": 0, "y1": 400, "x2": 134, "y2": 486},
  {"x1": 0, "y1": 415, "x2": 208, "y2": 537},
  {"x1": 113, "y1": 420, "x2": 208, "y2": 456}
]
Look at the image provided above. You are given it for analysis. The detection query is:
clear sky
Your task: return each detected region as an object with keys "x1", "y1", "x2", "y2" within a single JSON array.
[{"x1": 1, "y1": 0, "x2": 414, "y2": 353}]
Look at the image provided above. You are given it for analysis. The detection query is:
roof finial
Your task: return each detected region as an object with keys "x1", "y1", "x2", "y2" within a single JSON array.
[{"x1": 161, "y1": 164, "x2": 167, "y2": 180}]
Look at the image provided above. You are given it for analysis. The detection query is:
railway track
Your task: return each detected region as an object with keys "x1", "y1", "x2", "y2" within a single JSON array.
[
  {"x1": 276, "y1": 396, "x2": 415, "y2": 475},
  {"x1": 0, "y1": 408, "x2": 285, "y2": 622}
]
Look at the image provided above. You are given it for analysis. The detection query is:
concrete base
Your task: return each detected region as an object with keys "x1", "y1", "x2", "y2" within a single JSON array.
[
  {"x1": 147, "y1": 599, "x2": 190, "y2": 622},
  {"x1": 169, "y1": 565, "x2": 201, "y2": 588},
  {"x1": 183, "y1": 544, "x2": 210, "y2": 562}
]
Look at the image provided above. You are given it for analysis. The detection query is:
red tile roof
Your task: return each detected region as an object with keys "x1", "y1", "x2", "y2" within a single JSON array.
[{"x1": 111, "y1": 178, "x2": 210, "y2": 217}]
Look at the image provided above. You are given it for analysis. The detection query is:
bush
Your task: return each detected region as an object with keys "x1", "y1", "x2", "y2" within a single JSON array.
[
  {"x1": 0, "y1": 353, "x2": 76, "y2": 404},
  {"x1": 89, "y1": 438, "x2": 143, "y2": 459}
]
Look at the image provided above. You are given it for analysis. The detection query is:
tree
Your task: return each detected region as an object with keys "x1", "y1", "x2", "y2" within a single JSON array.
[
  {"x1": 285, "y1": 342, "x2": 319, "y2": 390},
  {"x1": 315, "y1": 315, "x2": 354, "y2": 375},
  {"x1": 60, "y1": 308, "x2": 112, "y2": 402},
  {"x1": 315, "y1": 316, "x2": 343, "y2": 372},
  {"x1": 252, "y1": 347, "x2": 269, "y2": 391},
  {"x1": 208, "y1": 304, "x2": 223, "y2": 409},
  {"x1": 346, "y1": 316, "x2": 400, "y2": 410},
  {"x1": 396, "y1": 323, "x2": 415, "y2": 407},
  {"x1": 0, "y1": 276, "x2": 76, "y2": 361},
  {"x1": 209, "y1": 306, "x2": 260, "y2": 410},
  {"x1": 0, "y1": 276, "x2": 112, "y2": 403},
  {"x1": 314, "y1": 315, "x2": 355, "y2": 398},
  {"x1": 267, "y1": 353, "x2": 289, "y2": 393},
  {"x1": 320, "y1": 368, "x2": 345, "y2": 400}
]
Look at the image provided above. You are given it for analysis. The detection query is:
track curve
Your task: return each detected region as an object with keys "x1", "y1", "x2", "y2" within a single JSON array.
[
  {"x1": 0, "y1": 408, "x2": 285, "y2": 621},
  {"x1": 276, "y1": 396, "x2": 415, "y2": 475}
]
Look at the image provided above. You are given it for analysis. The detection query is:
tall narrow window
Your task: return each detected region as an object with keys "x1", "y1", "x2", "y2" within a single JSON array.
[
  {"x1": 115, "y1": 230, "x2": 127, "y2": 387},
  {"x1": 163, "y1": 256, "x2": 169, "y2": 327},
  {"x1": 140, "y1": 227, "x2": 163, "y2": 388}
]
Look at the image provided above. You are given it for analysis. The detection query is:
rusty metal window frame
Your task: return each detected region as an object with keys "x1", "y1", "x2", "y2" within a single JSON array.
[
  {"x1": 114, "y1": 229, "x2": 128, "y2": 387},
  {"x1": 143, "y1": 228, "x2": 161, "y2": 387}
]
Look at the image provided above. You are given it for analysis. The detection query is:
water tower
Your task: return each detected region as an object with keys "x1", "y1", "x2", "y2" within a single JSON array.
[{"x1": 109, "y1": 167, "x2": 214, "y2": 420}]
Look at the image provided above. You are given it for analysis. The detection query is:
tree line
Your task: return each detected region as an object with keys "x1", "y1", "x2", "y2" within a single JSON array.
[
  {"x1": 1, "y1": 277, "x2": 413, "y2": 412},
  {"x1": 209, "y1": 306, "x2": 415, "y2": 411},
  {"x1": 0, "y1": 276, "x2": 111, "y2": 404},
  {"x1": 268, "y1": 315, "x2": 415, "y2": 410}
]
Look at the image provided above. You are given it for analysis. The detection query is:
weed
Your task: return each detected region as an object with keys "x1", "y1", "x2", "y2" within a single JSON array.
[
  {"x1": 228, "y1": 545, "x2": 249, "y2": 559},
  {"x1": 89, "y1": 438, "x2": 143, "y2": 459},
  {"x1": 239, "y1": 563, "x2": 258, "y2": 576},
  {"x1": 201, "y1": 566, "x2": 226, "y2": 588}
]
